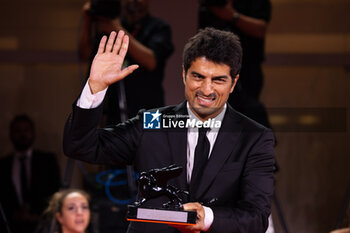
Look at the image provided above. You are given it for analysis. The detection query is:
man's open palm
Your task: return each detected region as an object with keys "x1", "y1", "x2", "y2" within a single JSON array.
[{"x1": 88, "y1": 30, "x2": 139, "y2": 94}]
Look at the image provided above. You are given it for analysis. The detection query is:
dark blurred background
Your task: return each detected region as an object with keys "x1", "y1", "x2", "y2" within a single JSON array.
[{"x1": 0, "y1": 0, "x2": 349, "y2": 232}]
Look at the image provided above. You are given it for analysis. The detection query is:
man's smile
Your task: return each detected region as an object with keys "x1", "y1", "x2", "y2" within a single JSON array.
[
  {"x1": 196, "y1": 92, "x2": 217, "y2": 107},
  {"x1": 196, "y1": 94, "x2": 216, "y2": 106}
]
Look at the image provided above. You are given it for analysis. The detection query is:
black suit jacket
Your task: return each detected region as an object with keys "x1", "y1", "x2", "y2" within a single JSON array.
[
  {"x1": 63, "y1": 101, "x2": 275, "y2": 233},
  {"x1": 0, "y1": 150, "x2": 61, "y2": 233}
]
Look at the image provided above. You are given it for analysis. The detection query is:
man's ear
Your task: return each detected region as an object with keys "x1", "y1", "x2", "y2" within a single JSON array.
[
  {"x1": 182, "y1": 67, "x2": 186, "y2": 85},
  {"x1": 230, "y1": 74, "x2": 239, "y2": 93}
]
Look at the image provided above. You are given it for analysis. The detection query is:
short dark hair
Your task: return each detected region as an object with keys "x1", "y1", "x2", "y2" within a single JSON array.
[
  {"x1": 183, "y1": 27, "x2": 242, "y2": 79},
  {"x1": 10, "y1": 114, "x2": 35, "y2": 132}
]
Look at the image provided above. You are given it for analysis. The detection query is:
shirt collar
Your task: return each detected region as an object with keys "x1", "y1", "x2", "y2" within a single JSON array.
[
  {"x1": 186, "y1": 102, "x2": 226, "y2": 130},
  {"x1": 14, "y1": 148, "x2": 33, "y2": 159}
]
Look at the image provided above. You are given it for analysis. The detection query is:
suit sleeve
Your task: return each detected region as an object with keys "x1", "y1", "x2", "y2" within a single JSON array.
[
  {"x1": 63, "y1": 102, "x2": 143, "y2": 165},
  {"x1": 210, "y1": 129, "x2": 275, "y2": 233}
]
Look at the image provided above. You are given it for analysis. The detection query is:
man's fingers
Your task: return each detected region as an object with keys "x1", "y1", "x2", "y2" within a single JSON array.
[
  {"x1": 119, "y1": 65, "x2": 139, "y2": 79},
  {"x1": 105, "y1": 31, "x2": 117, "y2": 52},
  {"x1": 183, "y1": 202, "x2": 201, "y2": 211},
  {"x1": 113, "y1": 30, "x2": 125, "y2": 54},
  {"x1": 182, "y1": 203, "x2": 205, "y2": 231},
  {"x1": 118, "y1": 35, "x2": 129, "y2": 58},
  {"x1": 97, "y1": 31, "x2": 128, "y2": 56},
  {"x1": 97, "y1": 35, "x2": 107, "y2": 54}
]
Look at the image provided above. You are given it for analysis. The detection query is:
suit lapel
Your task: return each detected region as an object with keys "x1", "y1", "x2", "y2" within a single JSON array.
[
  {"x1": 166, "y1": 102, "x2": 189, "y2": 191},
  {"x1": 195, "y1": 106, "x2": 243, "y2": 200},
  {"x1": 5, "y1": 155, "x2": 22, "y2": 206}
]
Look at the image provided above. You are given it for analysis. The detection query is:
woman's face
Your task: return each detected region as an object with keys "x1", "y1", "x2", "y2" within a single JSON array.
[{"x1": 56, "y1": 192, "x2": 90, "y2": 233}]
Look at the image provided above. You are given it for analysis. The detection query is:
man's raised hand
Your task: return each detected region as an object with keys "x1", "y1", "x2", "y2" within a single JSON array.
[{"x1": 88, "y1": 30, "x2": 139, "y2": 94}]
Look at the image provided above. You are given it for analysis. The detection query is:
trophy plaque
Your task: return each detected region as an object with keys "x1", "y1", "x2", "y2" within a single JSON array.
[{"x1": 126, "y1": 165, "x2": 196, "y2": 225}]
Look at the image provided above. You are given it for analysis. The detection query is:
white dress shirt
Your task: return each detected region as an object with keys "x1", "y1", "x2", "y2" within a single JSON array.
[
  {"x1": 12, "y1": 149, "x2": 32, "y2": 205},
  {"x1": 185, "y1": 102, "x2": 226, "y2": 231},
  {"x1": 185, "y1": 102, "x2": 226, "y2": 182}
]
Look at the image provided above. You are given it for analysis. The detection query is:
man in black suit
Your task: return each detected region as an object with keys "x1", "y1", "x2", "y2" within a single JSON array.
[
  {"x1": 0, "y1": 115, "x2": 61, "y2": 233},
  {"x1": 64, "y1": 28, "x2": 275, "y2": 233}
]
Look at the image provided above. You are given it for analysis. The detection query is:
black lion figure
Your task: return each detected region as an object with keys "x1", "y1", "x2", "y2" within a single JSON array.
[{"x1": 134, "y1": 164, "x2": 189, "y2": 209}]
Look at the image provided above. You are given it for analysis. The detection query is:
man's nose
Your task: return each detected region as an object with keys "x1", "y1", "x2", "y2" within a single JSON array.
[{"x1": 200, "y1": 79, "x2": 213, "y2": 95}]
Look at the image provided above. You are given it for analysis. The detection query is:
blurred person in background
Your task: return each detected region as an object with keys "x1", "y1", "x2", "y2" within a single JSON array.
[
  {"x1": 79, "y1": 0, "x2": 174, "y2": 125},
  {"x1": 36, "y1": 189, "x2": 92, "y2": 233},
  {"x1": 0, "y1": 114, "x2": 61, "y2": 233},
  {"x1": 198, "y1": 0, "x2": 272, "y2": 128}
]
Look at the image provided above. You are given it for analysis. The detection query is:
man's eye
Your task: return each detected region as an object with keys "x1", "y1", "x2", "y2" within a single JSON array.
[
  {"x1": 214, "y1": 78, "x2": 225, "y2": 83},
  {"x1": 82, "y1": 205, "x2": 89, "y2": 210},
  {"x1": 192, "y1": 74, "x2": 202, "y2": 79},
  {"x1": 68, "y1": 206, "x2": 76, "y2": 211}
]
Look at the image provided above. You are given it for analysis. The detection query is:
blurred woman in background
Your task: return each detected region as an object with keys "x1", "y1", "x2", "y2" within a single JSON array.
[{"x1": 36, "y1": 189, "x2": 91, "y2": 233}]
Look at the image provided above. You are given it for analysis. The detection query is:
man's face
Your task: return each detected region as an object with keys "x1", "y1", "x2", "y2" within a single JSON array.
[
  {"x1": 10, "y1": 120, "x2": 35, "y2": 152},
  {"x1": 183, "y1": 57, "x2": 238, "y2": 121},
  {"x1": 124, "y1": 0, "x2": 149, "y2": 18}
]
